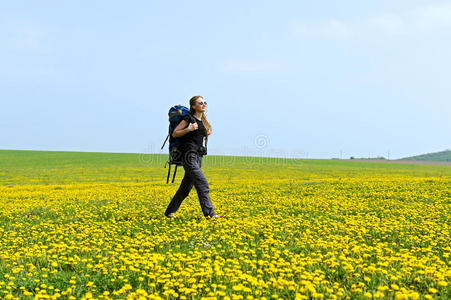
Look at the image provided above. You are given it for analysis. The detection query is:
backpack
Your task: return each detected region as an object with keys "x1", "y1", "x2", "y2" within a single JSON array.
[
  {"x1": 161, "y1": 105, "x2": 209, "y2": 183},
  {"x1": 160, "y1": 105, "x2": 192, "y2": 183}
]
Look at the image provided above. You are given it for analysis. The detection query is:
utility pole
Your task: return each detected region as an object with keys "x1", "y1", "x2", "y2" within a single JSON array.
[
  {"x1": 388, "y1": 150, "x2": 390, "y2": 160},
  {"x1": 340, "y1": 150, "x2": 342, "y2": 159}
]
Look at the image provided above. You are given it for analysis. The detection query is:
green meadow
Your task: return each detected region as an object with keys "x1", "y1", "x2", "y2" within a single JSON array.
[
  {"x1": 0, "y1": 150, "x2": 449, "y2": 186},
  {"x1": 0, "y1": 149, "x2": 449, "y2": 299}
]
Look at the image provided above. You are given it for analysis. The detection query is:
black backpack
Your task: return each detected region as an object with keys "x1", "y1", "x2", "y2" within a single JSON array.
[
  {"x1": 161, "y1": 105, "x2": 190, "y2": 183},
  {"x1": 161, "y1": 105, "x2": 209, "y2": 183}
]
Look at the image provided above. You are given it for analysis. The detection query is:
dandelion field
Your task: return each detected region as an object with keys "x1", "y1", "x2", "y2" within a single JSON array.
[{"x1": 0, "y1": 150, "x2": 450, "y2": 300}]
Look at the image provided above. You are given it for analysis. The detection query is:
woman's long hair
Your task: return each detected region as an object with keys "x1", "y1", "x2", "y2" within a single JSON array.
[{"x1": 189, "y1": 95, "x2": 212, "y2": 144}]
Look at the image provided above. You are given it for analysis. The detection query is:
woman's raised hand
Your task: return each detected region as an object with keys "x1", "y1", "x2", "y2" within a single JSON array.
[{"x1": 188, "y1": 122, "x2": 198, "y2": 131}]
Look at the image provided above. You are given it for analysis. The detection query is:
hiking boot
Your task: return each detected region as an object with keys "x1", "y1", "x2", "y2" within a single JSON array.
[{"x1": 209, "y1": 214, "x2": 224, "y2": 219}]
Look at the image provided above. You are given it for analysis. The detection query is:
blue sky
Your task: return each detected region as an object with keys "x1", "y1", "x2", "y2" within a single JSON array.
[{"x1": 1, "y1": 1, "x2": 450, "y2": 159}]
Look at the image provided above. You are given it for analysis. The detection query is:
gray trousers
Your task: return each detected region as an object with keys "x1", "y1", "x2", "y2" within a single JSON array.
[{"x1": 165, "y1": 151, "x2": 215, "y2": 217}]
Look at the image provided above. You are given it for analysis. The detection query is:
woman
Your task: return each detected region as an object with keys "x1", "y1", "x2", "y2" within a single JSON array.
[{"x1": 164, "y1": 95, "x2": 224, "y2": 219}]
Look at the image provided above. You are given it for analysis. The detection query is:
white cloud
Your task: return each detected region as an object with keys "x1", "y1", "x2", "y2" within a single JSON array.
[
  {"x1": 1, "y1": 19, "x2": 52, "y2": 53},
  {"x1": 221, "y1": 59, "x2": 283, "y2": 73},
  {"x1": 410, "y1": 2, "x2": 451, "y2": 31},
  {"x1": 368, "y1": 3, "x2": 451, "y2": 35},
  {"x1": 291, "y1": 19, "x2": 353, "y2": 40},
  {"x1": 290, "y1": 2, "x2": 451, "y2": 39},
  {"x1": 368, "y1": 13, "x2": 406, "y2": 35}
]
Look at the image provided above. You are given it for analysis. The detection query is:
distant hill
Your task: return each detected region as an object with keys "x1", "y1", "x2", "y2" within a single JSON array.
[{"x1": 401, "y1": 149, "x2": 451, "y2": 161}]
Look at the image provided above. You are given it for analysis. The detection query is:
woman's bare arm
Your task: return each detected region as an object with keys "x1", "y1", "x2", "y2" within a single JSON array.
[{"x1": 172, "y1": 120, "x2": 197, "y2": 138}]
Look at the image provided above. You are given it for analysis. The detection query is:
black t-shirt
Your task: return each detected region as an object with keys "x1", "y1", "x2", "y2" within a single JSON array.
[{"x1": 179, "y1": 114, "x2": 206, "y2": 153}]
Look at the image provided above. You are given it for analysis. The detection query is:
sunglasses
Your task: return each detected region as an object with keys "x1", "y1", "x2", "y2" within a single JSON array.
[{"x1": 198, "y1": 101, "x2": 207, "y2": 106}]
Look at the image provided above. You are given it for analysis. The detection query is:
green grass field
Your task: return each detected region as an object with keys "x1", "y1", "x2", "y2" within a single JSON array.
[
  {"x1": 0, "y1": 149, "x2": 450, "y2": 299},
  {"x1": 1, "y1": 149, "x2": 449, "y2": 186}
]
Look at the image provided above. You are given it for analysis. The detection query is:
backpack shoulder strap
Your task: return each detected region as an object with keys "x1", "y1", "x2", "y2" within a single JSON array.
[{"x1": 186, "y1": 113, "x2": 196, "y2": 124}]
